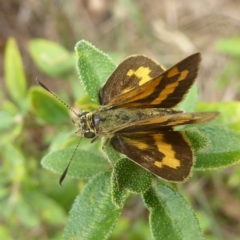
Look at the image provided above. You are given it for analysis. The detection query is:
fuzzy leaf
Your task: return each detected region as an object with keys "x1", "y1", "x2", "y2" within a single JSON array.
[
  {"x1": 63, "y1": 172, "x2": 122, "y2": 240},
  {"x1": 41, "y1": 148, "x2": 109, "y2": 179},
  {"x1": 112, "y1": 158, "x2": 152, "y2": 207},
  {"x1": 29, "y1": 87, "x2": 69, "y2": 124},
  {"x1": 185, "y1": 129, "x2": 210, "y2": 154},
  {"x1": 195, "y1": 126, "x2": 240, "y2": 169},
  {"x1": 143, "y1": 183, "x2": 203, "y2": 240},
  {"x1": 75, "y1": 40, "x2": 116, "y2": 102}
]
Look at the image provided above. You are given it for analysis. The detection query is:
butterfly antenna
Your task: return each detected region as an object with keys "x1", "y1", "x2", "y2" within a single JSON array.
[
  {"x1": 36, "y1": 78, "x2": 79, "y2": 118},
  {"x1": 59, "y1": 135, "x2": 82, "y2": 185}
]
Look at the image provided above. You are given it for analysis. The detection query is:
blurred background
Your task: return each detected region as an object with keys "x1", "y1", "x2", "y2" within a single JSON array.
[{"x1": 1, "y1": 0, "x2": 240, "y2": 239}]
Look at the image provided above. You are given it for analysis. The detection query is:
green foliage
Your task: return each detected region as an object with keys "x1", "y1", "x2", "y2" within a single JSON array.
[
  {"x1": 29, "y1": 87, "x2": 69, "y2": 124},
  {"x1": 75, "y1": 40, "x2": 116, "y2": 102},
  {"x1": 4, "y1": 38, "x2": 27, "y2": 105},
  {"x1": 42, "y1": 148, "x2": 108, "y2": 179},
  {"x1": 63, "y1": 172, "x2": 122, "y2": 240},
  {"x1": 112, "y1": 158, "x2": 152, "y2": 207},
  {"x1": 1, "y1": 38, "x2": 78, "y2": 240},
  {"x1": 2, "y1": 37, "x2": 240, "y2": 239},
  {"x1": 215, "y1": 36, "x2": 240, "y2": 91},
  {"x1": 196, "y1": 101, "x2": 240, "y2": 130},
  {"x1": 194, "y1": 126, "x2": 240, "y2": 169},
  {"x1": 216, "y1": 36, "x2": 240, "y2": 58},
  {"x1": 143, "y1": 183, "x2": 204, "y2": 240},
  {"x1": 28, "y1": 38, "x2": 75, "y2": 77},
  {"x1": 46, "y1": 40, "x2": 240, "y2": 240}
]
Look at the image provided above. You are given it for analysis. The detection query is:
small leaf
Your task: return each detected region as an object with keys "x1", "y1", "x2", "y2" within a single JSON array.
[
  {"x1": 176, "y1": 84, "x2": 198, "y2": 112},
  {"x1": 0, "y1": 124, "x2": 23, "y2": 147},
  {"x1": 41, "y1": 148, "x2": 109, "y2": 179},
  {"x1": 104, "y1": 141, "x2": 123, "y2": 164},
  {"x1": 4, "y1": 38, "x2": 27, "y2": 103},
  {"x1": 112, "y1": 158, "x2": 152, "y2": 207},
  {"x1": 2, "y1": 100, "x2": 19, "y2": 116},
  {"x1": 143, "y1": 183, "x2": 203, "y2": 240},
  {"x1": 216, "y1": 37, "x2": 240, "y2": 58},
  {"x1": 185, "y1": 129, "x2": 210, "y2": 154},
  {"x1": 29, "y1": 86, "x2": 69, "y2": 124},
  {"x1": 75, "y1": 40, "x2": 116, "y2": 101},
  {"x1": 29, "y1": 39, "x2": 75, "y2": 77},
  {"x1": 195, "y1": 126, "x2": 240, "y2": 170},
  {"x1": 196, "y1": 101, "x2": 240, "y2": 130},
  {"x1": 75, "y1": 95, "x2": 100, "y2": 111},
  {"x1": 63, "y1": 172, "x2": 122, "y2": 240},
  {"x1": 0, "y1": 111, "x2": 15, "y2": 129},
  {"x1": 1, "y1": 144, "x2": 26, "y2": 183}
]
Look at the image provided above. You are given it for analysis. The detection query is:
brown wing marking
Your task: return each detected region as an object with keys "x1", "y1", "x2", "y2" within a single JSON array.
[
  {"x1": 110, "y1": 111, "x2": 219, "y2": 134},
  {"x1": 99, "y1": 55, "x2": 165, "y2": 105},
  {"x1": 107, "y1": 53, "x2": 201, "y2": 109},
  {"x1": 111, "y1": 131, "x2": 193, "y2": 182}
]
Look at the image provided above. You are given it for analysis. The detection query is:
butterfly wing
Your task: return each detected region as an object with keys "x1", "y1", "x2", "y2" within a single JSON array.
[
  {"x1": 100, "y1": 53, "x2": 201, "y2": 109},
  {"x1": 112, "y1": 111, "x2": 219, "y2": 134},
  {"x1": 111, "y1": 131, "x2": 193, "y2": 182},
  {"x1": 99, "y1": 55, "x2": 165, "y2": 105}
]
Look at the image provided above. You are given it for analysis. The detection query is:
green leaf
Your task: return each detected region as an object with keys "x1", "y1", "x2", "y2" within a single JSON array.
[
  {"x1": 75, "y1": 95, "x2": 99, "y2": 111},
  {"x1": 0, "y1": 124, "x2": 23, "y2": 147},
  {"x1": 112, "y1": 158, "x2": 152, "y2": 207},
  {"x1": 29, "y1": 86, "x2": 69, "y2": 124},
  {"x1": 28, "y1": 38, "x2": 75, "y2": 77},
  {"x1": 26, "y1": 192, "x2": 66, "y2": 225},
  {"x1": 0, "y1": 225, "x2": 11, "y2": 240},
  {"x1": 143, "y1": 183, "x2": 203, "y2": 240},
  {"x1": 63, "y1": 172, "x2": 122, "y2": 240},
  {"x1": 176, "y1": 84, "x2": 198, "y2": 112},
  {"x1": 4, "y1": 37, "x2": 27, "y2": 103},
  {"x1": 196, "y1": 101, "x2": 240, "y2": 130},
  {"x1": 195, "y1": 126, "x2": 240, "y2": 170},
  {"x1": 2, "y1": 100, "x2": 19, "y2": 116},
  {"x1": 104, "y1": 142, "x2": 122, "y2": 164},
  {"x1": 75, "y1": 40, "x2": 116, "y2": 102},
  {"x1": 1, "y1": 144, "x2": 26, "y2": 183},
  {"x1": 216, "y1": 37, "x2": 240, "y2": 58},
  {"x1": 0, "y1": 111, "x2": 15, "y2": 129},
  {"x1": 41, "y1": 148, "x2": 109, "y2": 179},
  {"x1": 185, "y1": 129, "x2": 210, "y2": 154}
]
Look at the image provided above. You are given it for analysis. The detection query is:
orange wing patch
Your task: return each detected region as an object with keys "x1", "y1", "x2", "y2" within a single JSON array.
[
  {"x1": 153, "y1": 134, "x2": 181, "y2": 169},
  {"x1": 121, "y1": 66, "x2": 153, "y2": 94},
  {"x1": 105, "y1": 53, "x2": 201, "y2": 109},
  {"x1": 150, "y1": 69, "x2": 189, "y2": 105},
  {"x1": 124, "y1": 138, "x2": 149, "y2": 150},
  {"x1": 127, "y1": 66, "x2": 152, "y2": 85}
]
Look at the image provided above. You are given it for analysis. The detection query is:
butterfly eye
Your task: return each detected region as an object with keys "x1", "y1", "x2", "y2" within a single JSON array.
[{"x1": 84, "y1": 131, "x2": 95, "y2": 138}]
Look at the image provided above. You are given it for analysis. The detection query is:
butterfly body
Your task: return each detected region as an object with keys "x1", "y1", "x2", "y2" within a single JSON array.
[{"x1": 76, "y1": 53, "x2": 219, "y2": 182}]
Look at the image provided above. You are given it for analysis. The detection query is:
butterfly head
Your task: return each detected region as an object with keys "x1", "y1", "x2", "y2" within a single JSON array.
[{"x1": 77, "y1": 111, "x2": 96, "y2": 139}]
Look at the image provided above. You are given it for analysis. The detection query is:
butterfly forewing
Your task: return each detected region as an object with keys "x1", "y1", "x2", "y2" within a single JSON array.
[
  {"x1": 99, "y1": 55, "x2": 165, "y2": 105},
  {"x1": 100, "y1": 53, "x2": 201, "y2": 109},
  {"x1": 111, "y1": 131, "x2": 193, "y2": 182}
]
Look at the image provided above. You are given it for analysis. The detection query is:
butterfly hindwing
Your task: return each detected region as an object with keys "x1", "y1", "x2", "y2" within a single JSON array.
[
  {"x1": 99, "y1": 55, "x2": 165, "y2": 105},
  {"x1": 104, "y1": 53, "x2": 201, "y2": 109},
  {"x1": 111, "y1": 131, "x2": 193, "y2": 182}
]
